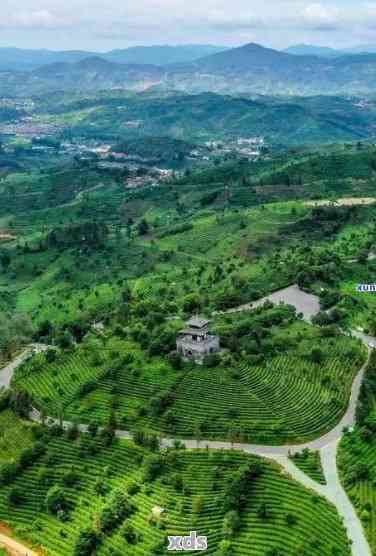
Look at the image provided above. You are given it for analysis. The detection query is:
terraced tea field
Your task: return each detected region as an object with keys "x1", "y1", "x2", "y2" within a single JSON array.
[
  {"x1": 13, "y1": 332, "x2": 365, "y2": 445},
  {"x1": 0, "y1": 410, "x2": 35, "y2": 464},
  {"x1": 152, "y1": 203, "x2": 305, "y2": 262},
  {"x1": 290, "y1": 450, "x2": 326, "y2": 484},
  {"x1": 0, "y1": 426, "x2": 352, "y2": 556},
  {"x1": 162, "y1": 339, "x2": 363, "y2": 443},
  {"x1": 339, "y1": 431, "x2": 376, "y2": 555},
  {"x1": 338, "y1": 349, "x2": 376, "y2": 554}
]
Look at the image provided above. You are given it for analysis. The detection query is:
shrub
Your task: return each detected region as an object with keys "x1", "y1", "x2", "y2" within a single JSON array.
[
  {"x1": 0, "y1": 463, "x2": 19, "y2": 485},
  {"x1": 121, "y1": 521, "x2": 138, "y2": 544},
  {"x1": 74, "y1": 528, "x2": 101, "y2": 556},
  {"x1": 143, "y1": 454, "x2": 165, "y2": 482},
  {"x1": 222, "y1": 510, "x2": 241, "y2": 537},
  {"x1": 98, "y1": 489, "x2": 133, "y2": 533},
  {"x1": 45, "y1": 485, "x2": 68, "y2": 515},
  {"x1": 8, "y1": 487, "x2": 24, "y2": 506}
]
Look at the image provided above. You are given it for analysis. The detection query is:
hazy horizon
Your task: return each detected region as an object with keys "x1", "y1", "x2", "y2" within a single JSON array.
[
  {"x1": 0, "y1": 1, "x2": 375, "y2": 52},
  {"x1": 0, "y1": 41, "x2": 375, "y2": 55}
]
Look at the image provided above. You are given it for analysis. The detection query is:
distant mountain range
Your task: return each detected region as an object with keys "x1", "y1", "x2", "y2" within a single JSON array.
[
  {"x1": 284, "y1": 44, "x2": 342, "y2": 58},
  {"x1": 284, "y1": 43, "x2": 376, "y2": 58},
  {"x1": 166, "y1": 43, "x2": 376, "y2": 95},
  {"x1": 0, "y1": 44, "x2": 227, "y2": 71},
  {"x1": 3, "y1": 42, "x2": 376, "y2": 96}
]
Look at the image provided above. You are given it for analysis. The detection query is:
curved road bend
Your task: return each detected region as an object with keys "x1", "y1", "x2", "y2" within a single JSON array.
[{"x1": 1, "y1": 339, "x2": 373, "y2": 556}]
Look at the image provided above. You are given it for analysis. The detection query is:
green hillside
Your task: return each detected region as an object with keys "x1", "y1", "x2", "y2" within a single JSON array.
[
  {"x1": 338, "y1": 350, "x2": 376, "y2": 554},
  {"x1": 31, "y1": 91, "x2": 376, "y2": 145},
  {"x1": 0, "y1": 410, "x2": 352, "y2": 556}
]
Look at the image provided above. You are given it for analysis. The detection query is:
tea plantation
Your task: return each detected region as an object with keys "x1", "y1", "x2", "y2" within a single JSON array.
[
  {"x1": 338, "y1": 350, "x2": 376, "y2": 554},
  {"x1": 12, "y1": 315, "x2": 365, "y2": 444},
  {"x1": 0, "y1": 411, "x2": 352, "y2": 556}
]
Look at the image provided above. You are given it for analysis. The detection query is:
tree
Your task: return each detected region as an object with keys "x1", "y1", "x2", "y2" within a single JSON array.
[
  {"x1": 88, "y1": 421, "x2": 99, "y2": 437},
  {"x1": 98, "y1": 489, "x2": 133, "y2": 533},
  {"x1": 57, "y1": 330, "x2": 74, "y2": 350},
  {"x1": 222, "y1": 510, "x2": 241, "y2": 537},
  {"x1": 168, "y1": 351, "x2": 183, "y2": 370},
  {"x1": 310, "y1": 348, "x2": 324, "y2": 364},
  {"x1": 143, "y1": 454, "x2": 165, "y2": 482},
  {"x1": 0, "y1": 463, "x2": 18, "y2": 485},
  {"x1": 62, "y1": 467, "x2": 79, "y2": 487},
  {"x1": 121, "y1": 521, "x2": 138, "y2": 544},
  {"x1": 45, "y1": 349, "x2": 57, "y2": 363},
  {"x1": 8, "y1": 487, "x2": 24, "y2": 506},
  {"x1": 216, "y1": 540, "x2": 232, "y2": 556},
  {"x1": 74, "y1": 528, "x2": 101, "y2": 556},
  {"x1": 45, "y1": 485, "x2": 68, "y2": 515},
  {"x1": 285, "y1": 513, "x2": 297, "y2": 526},
  {"x1": 9, "y1": 390, "x2": 32, "y2": 418},
  {"x1": 138, "y1": 219, "x2": 149, "y2": 236},
  {"x1": 257, "y1": 502, "x2": 270, "y2": 520}
]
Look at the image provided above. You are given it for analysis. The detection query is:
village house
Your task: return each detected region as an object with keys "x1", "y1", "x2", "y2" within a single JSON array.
[{"x1": 176, "y1": 317, "x2": 220, "y2": 363}]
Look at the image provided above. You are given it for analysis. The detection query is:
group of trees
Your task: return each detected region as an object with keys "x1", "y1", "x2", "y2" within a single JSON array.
[
  {"x1": 0, "y1": 439, "x2": 46, "y2": 488},
  {"x1": 0, "y1": 312, "x2": 33, "y2": 360},
  {"x1": 47, "y1": 221, "x2": 108, "y2": 250},
  {"x1": 222, "y1": 462, "x2": 263, "y2": 538}
]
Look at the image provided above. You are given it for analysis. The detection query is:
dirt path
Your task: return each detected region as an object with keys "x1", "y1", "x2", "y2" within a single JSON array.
[
  {"x1": 0, "y1": 525, "x2": 39, "y2": 556},
  {"x1": 0, "y1": 534, "x2": 39, "y2": 556}
]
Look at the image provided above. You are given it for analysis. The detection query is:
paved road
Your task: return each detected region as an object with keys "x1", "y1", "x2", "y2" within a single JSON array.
[
  {"x1": 1, "y1": 337, "x2": 373, "y2": 556},
  {"x1": 0, "y1": 345, "x2": 48, "y2": 390},
  {"x1": 216, "y1": 284, "x2": 321, "y2": 322},
  {"x1": 321, "y1": 441, "x2": 372, "y2": 556}
]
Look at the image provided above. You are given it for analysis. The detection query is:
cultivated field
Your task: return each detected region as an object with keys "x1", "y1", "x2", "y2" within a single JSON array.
[{"x1": 0, "y1": 422, "x2": 352, "y2": 556}]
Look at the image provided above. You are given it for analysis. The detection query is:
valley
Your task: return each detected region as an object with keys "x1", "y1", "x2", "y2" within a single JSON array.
[{"x1": 1, "y1": 34, "x2": 376, "y2": 556}]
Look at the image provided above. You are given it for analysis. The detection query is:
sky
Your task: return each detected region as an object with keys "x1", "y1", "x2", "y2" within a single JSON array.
[{"x1": 0, "y1": 0, "x2": 375, "y2": 51}]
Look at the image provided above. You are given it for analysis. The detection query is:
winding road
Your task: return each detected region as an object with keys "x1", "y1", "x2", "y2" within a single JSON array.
[{"x1": 0, "y1": 331, "x2": 373, "y2": 556}]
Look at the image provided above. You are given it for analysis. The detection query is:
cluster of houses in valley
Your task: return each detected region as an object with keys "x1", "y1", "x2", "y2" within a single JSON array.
[
  {"x1": 0, "y1": 121, "x2": 60, "y2": 140},
  {"x1": 0, "y1": 97, "x2": 35, "y2": 110},
  {"x1": 205, "y1": 136, "x2": 266, "y2": 160}
]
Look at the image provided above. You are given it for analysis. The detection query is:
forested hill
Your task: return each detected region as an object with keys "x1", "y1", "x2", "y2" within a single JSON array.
[
  {"x1": 36, "y1": 91, "x2": 376, "y2": 146},
  {"x1": 5, "y1": 42, "x2": 376, "y2": 96}
]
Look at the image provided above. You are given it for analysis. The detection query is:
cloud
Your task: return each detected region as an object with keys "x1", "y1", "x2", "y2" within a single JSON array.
[
  {"x1": 1, "y1": 0, "x2": 376, "y2": 50},
  {"x1": 301, "y1": 3, "x2": 340, "y2": 30},
  {"x1": 0, "y1": 9, "x2": 73, "y2": 30}
]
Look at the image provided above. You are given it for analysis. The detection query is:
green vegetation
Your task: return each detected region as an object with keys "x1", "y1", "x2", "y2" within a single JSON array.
[
  {"x1": 113, "y1": 136, "x2": 196, "y2": 163},
  {"x1": 0, "y1": 411, "x2": 352, "y2": 556},
  {"x1": 3, "y1": 93, "x2": 376, "y2": 556},
  {"x1": 290, "y1": 449, "x2": 326, "y2": 484},
  {"x1": 13, "y1": 311, "x2": 365, "y2": 444},
  {"x1": 0, "y1": 410, "x2": 35, "y2": 464},
  {"x1": 338, "y1": 350, "x2": 376, "y2": 554},
  {"x1": 30, "y1": 90, "x2": 376, "y2": 145}
]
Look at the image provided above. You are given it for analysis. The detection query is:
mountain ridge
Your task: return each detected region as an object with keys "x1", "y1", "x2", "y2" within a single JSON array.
[
  {"x1": 4, "y1": 42, "x2": 376, "y2": 96},
  {"x1": 0, "y1": 44, "x2": 227, "y2": 71}
]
